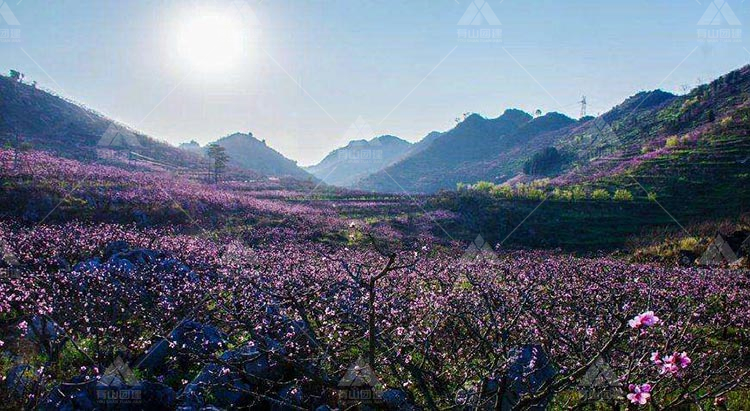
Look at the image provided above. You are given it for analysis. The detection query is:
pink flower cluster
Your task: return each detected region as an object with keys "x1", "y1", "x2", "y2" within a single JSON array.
[
  {"x1": 629, "y1": 310, "x2": 660, "y2": 329},
  {"x1": 652, "y1": 351, "x2": 692, "y2": 375},
  {"x1": 627, "y1": 383, "x2": 652, "y2": 405}
]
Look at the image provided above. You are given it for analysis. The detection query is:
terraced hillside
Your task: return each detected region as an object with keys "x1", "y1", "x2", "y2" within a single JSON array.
[
  {"x1": 437, "y1": 66, "x2": 750, "y2": 250},
  {"x1": 0, "y1": 74, "x2": 199, "y2": 168}
]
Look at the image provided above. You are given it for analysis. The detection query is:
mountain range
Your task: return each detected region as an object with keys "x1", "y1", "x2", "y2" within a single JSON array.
[
  {"x1": 304, "y1": 135, "x2": 412, "y2": 187},
  {"x1": 2, "y1": 64, "x2": 750, "y2": 195},
  {"x1": 0, "y1": 74, "x2": 312, "y2": 179},
  {"x1": 182, "y1": 133, "x2": 312, "y2": 180}
]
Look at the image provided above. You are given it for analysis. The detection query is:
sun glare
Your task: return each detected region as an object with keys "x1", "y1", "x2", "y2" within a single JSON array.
[{"x1": 175, "y1": 9, "x2": 246, "y2": 75}]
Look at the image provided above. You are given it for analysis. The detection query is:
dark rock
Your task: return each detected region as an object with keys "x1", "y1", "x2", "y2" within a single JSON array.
[
  {"x1": 107, "y1": 256, "x2": 137, "y2": 274},
  {"x1": 170, "y1": 320, "x2": 228, "y2": 356},
  {"x1": 578, "y1": 357, "x2": 619, "y2": 400},
  {"x1": 72, "y1": 258, "x2": 102, "y2": 273},
  {"x1": 677, "y1": 249, "x2": 698, "y2": 267},
  {"x1": 138, "y1": 321, "x2": 228, "y2": 373},
  {"x1": 142, "y1": 381, "x2": 177, "y2": 409},
  {"x1": 220, "y1": 342, "x2": 285, "y2": 384},
  {"x1": 110, "y1": 248, "x2": 158, "y2": 267},
  {"x1": 156, "y1": 258, "x2": 199, "y2": 282},
  {"x1": 501, "y1": 345, "x2": 556, "y2": 411},
  {"x1": 26, "y1": 315, "x2": 64, "y2": 343},
  {"x1": 137, "y1": 339, "x2": 170, "y2": 372},
  {"x1": 38, "y1": 380, "x2": 97, "y2": 411},
  {"x1": 270, "y1": 385, "x2": 303, "y2": 411},
  {"x1": 181, "y1": 363, "x2": 254, "y2": 409},
  {"x1": 103, "y1": 241, "x2": 131, "y2": 260},
  {"x1": 381, "y1": 389, "x2": 417, "y2": 410},
  {"x1": 22, "y1": 197, "x2": 55, "y2": 223},
  {"x1": 6, "y1": 364, "x2": 33, "y2": 398}
]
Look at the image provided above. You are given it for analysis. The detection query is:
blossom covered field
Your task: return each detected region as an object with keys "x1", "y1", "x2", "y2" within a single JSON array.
[{"x1": 0, "y1": 151, "x2": 749, "y2": 410}]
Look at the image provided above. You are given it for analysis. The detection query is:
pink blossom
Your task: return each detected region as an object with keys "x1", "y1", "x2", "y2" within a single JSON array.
[
  {"x1": 17, "y1": 320, "x2": 28, "y2": 335},
  {"x1": 650, "y1": 351, "x2": 661, "y2": 364},
  {"x1": 659, "y1": 352, "x2": 691, "y2": 375},
  {"x1": 629, "y1": 311, "x2": 660, "y2": 329},
  {"x1": 627, "y1": 383, "x2": 652, "y2": 405}
]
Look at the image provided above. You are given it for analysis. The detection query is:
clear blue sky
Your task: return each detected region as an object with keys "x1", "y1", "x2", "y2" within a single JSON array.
[{"x1": 2, "y1": 0, "x2": 748, "y2": 165}]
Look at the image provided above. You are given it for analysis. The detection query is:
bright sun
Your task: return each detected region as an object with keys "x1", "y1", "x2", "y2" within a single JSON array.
[{"x1": 175, "y1": 10, "x2": 246, "y2": 75}]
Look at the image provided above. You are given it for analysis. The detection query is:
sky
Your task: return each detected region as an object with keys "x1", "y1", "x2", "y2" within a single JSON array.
[{"x1": 1, "y1": 0, "x2": 748, "y2": 166}]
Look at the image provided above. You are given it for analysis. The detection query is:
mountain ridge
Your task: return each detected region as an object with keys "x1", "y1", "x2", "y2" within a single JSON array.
[{"x1": 305, "y1": 134, "x2": 412, "y2": 187}]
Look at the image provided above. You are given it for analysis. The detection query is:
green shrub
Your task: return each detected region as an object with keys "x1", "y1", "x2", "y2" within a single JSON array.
[
  {"x1": 552, "y1": 188, "x2": 573, "y2": 201},
  {"x1": 491, "y1": 184, "x2": 513, "y2": 199},
  {"x1": 591, "y1": 189, "x2": 610, "y2": 201},
  {"x1": 647, "y1": 192, "x2": 658, "y2": 202},
  {"x1": 526, "y1": 188, "x2": 546, "y2": 201},
  {"x1": 613, "y1": 189, "x2": 634, "y2": 201},
  {"x1": 571, "y1": 186, "x2": 587, "y2": 201},
  {"x1": 665, "y1": 136, "x2": 680, "y2": 148},
  {"x1": 679, "y1": 237, "x2": 699, "y2": 251},
  {"x1": 472, "y1": 181, "x2": 495, "y2": 193}
]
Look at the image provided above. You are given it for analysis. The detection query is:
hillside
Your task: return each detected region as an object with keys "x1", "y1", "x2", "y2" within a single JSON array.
[
  {"x1": 358, "y1": 109, "x2": 579, "y2": 193},
  {"x1": 355, "y1": 83, "x2": 709, "y2": 194},
  {"x1": 435, "y1": 65, "x2": 750, "y2": 250},
  {"x1": 305, "y1": 135, "x2": 412, "y2": 187},
  {"x1": 205, "y1": 132, "x2": 313, "y2": 180},
  {"x1": 0, "y1": 74, "x2": 198, "y2": 168}
]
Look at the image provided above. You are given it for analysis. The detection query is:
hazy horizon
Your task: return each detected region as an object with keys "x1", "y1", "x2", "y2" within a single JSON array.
[{"x1": 2, "y1": 0, "x2": 747, "y2": 166}]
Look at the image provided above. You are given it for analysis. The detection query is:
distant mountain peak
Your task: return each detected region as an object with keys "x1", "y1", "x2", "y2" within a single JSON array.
[
  {"x1": 190, "y1": 131, "x2": 310, "y2": 179},
  {"x1": 305, "y1": 134, "x2": 412, "y2": 187}
]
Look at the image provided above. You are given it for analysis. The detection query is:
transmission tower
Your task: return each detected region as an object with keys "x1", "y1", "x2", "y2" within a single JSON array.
[{"x1": 579, "y1": 96, "x2": 587, "y2": 118}]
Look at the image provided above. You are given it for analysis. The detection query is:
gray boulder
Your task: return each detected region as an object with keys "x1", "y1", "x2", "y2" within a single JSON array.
[{"x1": 501, "y1": 345, "x2": 557, "y2": 411}]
